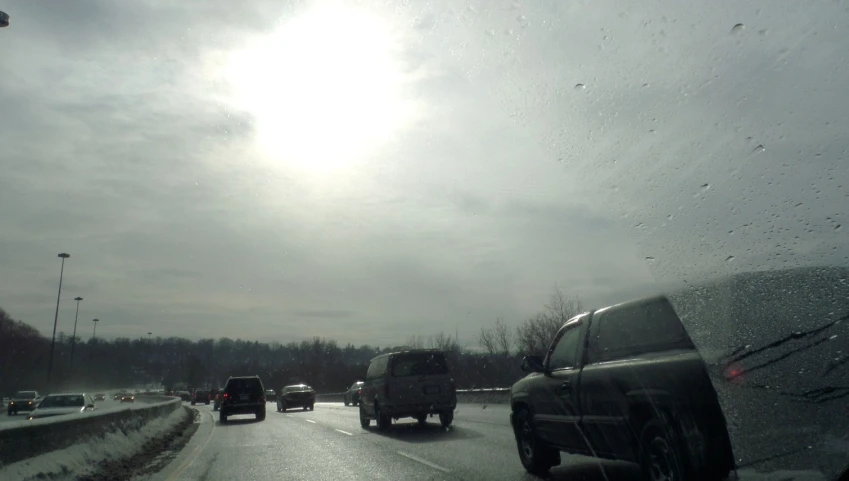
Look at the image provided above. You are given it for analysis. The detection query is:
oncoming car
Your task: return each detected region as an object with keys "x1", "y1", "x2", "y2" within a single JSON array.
[
  {"x1": 28, "y1": 393, "x2": 96, "y2": 420},
  {"x1": 120, "y1": 393, "x2": 135, "y2": 403},
  {"x1": 7, "y1": 391, "x2": 39, "y2": 415}
]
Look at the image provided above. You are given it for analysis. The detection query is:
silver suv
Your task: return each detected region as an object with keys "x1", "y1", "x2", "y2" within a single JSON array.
[{"x1": 358, "y1": 349, "x2": 457, "y2": 431}]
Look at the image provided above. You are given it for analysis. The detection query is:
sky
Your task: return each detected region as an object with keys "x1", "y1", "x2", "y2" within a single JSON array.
[{"x1": 0, "y1": 0, "x2": 846, "y2": 347}]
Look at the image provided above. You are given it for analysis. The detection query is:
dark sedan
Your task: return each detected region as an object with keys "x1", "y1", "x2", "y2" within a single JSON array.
[
  {"x1": 343, "y1": 381, "x2": 364, "y2": 406},
  {"x1": 276, "y1": 384, "x2": 315, "y2": 412}
]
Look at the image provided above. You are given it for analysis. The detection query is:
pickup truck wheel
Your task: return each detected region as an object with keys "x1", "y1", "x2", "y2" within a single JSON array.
[
  {"x1": 359, "y1": 404, "x2": 370, "y2": 428},
  {"x1": 376, "y1": 405, "x2": 391, "y2": 431},
  {"x1": 438, "y1": 411, "x2": 453, "y2": 428},
  {"x1": 639, "y1": 419, "x2": 685, "y2": 481},
  {"x1": 416, "y1": 414, "x2": 427, "y2": 425},
  {"x1": 514, "y1": 409, "x2": 560, "y2": 476}
]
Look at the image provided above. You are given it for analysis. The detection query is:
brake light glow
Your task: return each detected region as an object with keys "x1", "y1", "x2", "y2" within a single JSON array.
[{"x1": 223, "y1": 393, "x2": 229, "y2": 400}]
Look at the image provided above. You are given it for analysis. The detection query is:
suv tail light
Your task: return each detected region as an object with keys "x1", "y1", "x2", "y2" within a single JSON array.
[{"x1": 223, "y1": 392, "x2": 229, "y2": 401}]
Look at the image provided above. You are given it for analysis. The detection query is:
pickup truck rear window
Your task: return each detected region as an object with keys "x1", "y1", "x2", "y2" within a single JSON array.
[
  {"x1": 391, "y1": 352, "x2": 449, "y2": 377},
  {"x1": 591, "y1": 298, "x2": 692, "y2": 361}
]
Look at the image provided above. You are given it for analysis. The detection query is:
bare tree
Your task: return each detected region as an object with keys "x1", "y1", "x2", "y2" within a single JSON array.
[
  {"x1": 494, "y1": 317, "x2": 512, "y2": 356},
  {"x1": 479, "y1": 324, "x2": 498, "y2": 355},
  {"x1": 406, "y1": 335, "x2": 425, "y2": 349},
  {"x1": 515, "y1": 287, "x2": 584, "y2": 355}
]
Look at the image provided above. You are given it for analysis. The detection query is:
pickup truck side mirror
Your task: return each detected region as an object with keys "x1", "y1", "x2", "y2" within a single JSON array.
[{"x1": 521, "y1": 355, "x2": 545, "y2": 373}]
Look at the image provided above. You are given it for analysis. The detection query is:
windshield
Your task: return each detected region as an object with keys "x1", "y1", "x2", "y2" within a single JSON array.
[
  {"x1": 38, "y1": 395, "x2": 85, "y2": 408},
  {"x1": 13, "y1": 391, "x2": 36, "y2": 399},
  {"x1": 1, "y1": 1, "x2": 847, "y2": 480}
]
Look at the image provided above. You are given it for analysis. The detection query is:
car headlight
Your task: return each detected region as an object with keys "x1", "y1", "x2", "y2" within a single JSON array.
[
  {"x1": 9, "y1": 401, "x2": 13, "y2": 405},
  {"x1": 28, "y1": 401, "x2": 32, "y2": 405}
]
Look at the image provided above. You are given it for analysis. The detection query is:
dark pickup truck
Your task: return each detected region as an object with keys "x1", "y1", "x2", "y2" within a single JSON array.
[{"x1": 510, "y1": 295, "x2": 735, "y2": 480}]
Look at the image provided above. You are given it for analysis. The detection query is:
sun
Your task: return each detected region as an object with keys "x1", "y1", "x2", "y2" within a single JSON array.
[{"x1": 223, "y1": 3, "x2": 416, "y2": 177}]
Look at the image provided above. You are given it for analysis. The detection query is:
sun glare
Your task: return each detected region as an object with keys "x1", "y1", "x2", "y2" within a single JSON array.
[{"x1": 224, "y1": 4, "x2": 415, "y2": 177}]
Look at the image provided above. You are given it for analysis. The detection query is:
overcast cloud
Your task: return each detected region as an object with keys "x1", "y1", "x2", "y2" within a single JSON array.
[{"x1": 1, "y1": 0, "x2": 846, "y2": 346}]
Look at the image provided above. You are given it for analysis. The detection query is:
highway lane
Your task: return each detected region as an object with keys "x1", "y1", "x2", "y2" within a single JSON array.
[{"x1": 143, "y1": 402, "x2": 640, "y2": 481}]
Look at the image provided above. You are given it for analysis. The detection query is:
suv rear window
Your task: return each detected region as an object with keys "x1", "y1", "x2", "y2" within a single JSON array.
[
  {"x1": 391, "y1": 352, "x2": 449, "y2": 377},
  {"x1": 591, "y1": 298, "x2": 693, "y2": 361},
  {"x1": 226, "y1": 378, "x2": 262, "y2": 391},
  {"x1": 14, "y1": 391, "x2": 36, "y2": 399}
]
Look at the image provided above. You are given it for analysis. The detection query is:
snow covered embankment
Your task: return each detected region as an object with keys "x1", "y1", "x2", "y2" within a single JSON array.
[{"x1": 0, "y1": 397, "x2": 185, "y2": 480}]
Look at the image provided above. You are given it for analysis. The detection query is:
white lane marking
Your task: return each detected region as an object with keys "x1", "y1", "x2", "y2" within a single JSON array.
[
  {"x1": 396, "y1": 451, "x2": 451, "y2": 473},
  {"x1": 165, "y1": 408, "x2": 216, "y2": 481},
  {"x1": 335, "y1": 429, "x2": 352, "y2": 436},
  {"x1": 305, "y1": 419, "x2": 316, "y2": 423}
]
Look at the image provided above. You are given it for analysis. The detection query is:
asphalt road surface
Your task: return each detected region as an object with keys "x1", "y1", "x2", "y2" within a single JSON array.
[{"x1": 143, "y1": 402, "x2": 640, "y2": 481}]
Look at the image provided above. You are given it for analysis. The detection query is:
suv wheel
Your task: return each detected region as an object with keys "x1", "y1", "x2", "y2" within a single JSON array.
[
  {"x1": 220, "y1": 411, "x2": 228, "y2": 423},
  {"x1": 375, "y1": 405, "x2": 391, "y2": 431},
  {"x1": 514, "y1": 408, "x2": 560, "y2": 476},
  {"x1": 438, "y1": 411, "x2": 453, "y2": 427},
  {"x1": 639, "y1": 418, "x2": 685, "y2": 481},
  {"x1": 344, "y1": 397, "x2": 349, "y2": 406},
  {"x1": 257, "y1": 408, "x2": 266, "y2": 421},
  {"x1": 416, "y1": 414, "x2": 427, "y2": 426},
  {"x1": 359, "y1": 403, "x2": 370, "y2": 428},
  {"x1": 309, "y1": 404, "x2": 314, "y2": 411}
]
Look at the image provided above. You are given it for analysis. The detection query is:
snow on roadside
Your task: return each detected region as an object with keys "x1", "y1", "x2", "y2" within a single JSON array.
[{"x1": 0, "y1": 406, "x2": 189, "y2": 481}]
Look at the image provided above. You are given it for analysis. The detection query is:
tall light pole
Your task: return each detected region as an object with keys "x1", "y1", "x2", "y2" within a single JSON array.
[
  {"x1": 148, "y1": 332, "x2": 152, "y2": 341},
  {"x1": 69, "y1": 296, "x2": 83, "y2": 370},
  {"x1": 46, "y1": 252, "x2": 70, "y2": 389},
  {"x1": 90, "y1": 318, "x2": 100, "y2": 381}
]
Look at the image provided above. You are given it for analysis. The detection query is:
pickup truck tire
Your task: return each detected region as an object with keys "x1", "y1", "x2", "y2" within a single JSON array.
[
  {"x1": 359, "y1": 404, "x2": 370, "y2": 428},
  {"x1": 638, "y1": 418, "x2": 685, "y2": 481},
  {"x1": 376, "y1": 405, "x2": 391, "y2": 431},
  {"x1": 514, "y1": 408, "x2": 560, "y2": 476},
  {"x1": 438, "y1": 411, "x2": 453, "y2": 428},
  {"x1": 416, "y1": 413, "x2": 427, "y2": 425}
]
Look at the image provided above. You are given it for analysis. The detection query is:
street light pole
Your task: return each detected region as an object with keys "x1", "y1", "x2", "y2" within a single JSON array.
[
  {"x1": 46, "y1": 252, "x2": 70, "y2": 389},
  {"x1": 92, "y1": 318, "x2": 100, "y2": 340},
  {"x1": 148, "y1": 332, "x2": 152, "y2": 341},
  {"x1": 89, "y1": 318, "x2": 100, "y2": 381},
  {"x1": 69, "y1": 296, "x2": 83, "y2": 370}
]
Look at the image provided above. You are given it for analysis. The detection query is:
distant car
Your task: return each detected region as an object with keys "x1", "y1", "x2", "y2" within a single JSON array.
[
  {"x1": 7, "y1": 390, "x2": 40, "y2": 415},
  {"x1": 359, "y1": 349, "x2": 457, "y2": 430},
  {"x1": 28, "y1": 393, "x2": 96, "y2": 420},
  {"x1": 93, "y1": 393, "x2": 106, "y2": 401},
  {"x1": 177, "y1": 391, "x2": 191, "y2": 402},
  {"x1": 277, "y1": 384, "x2": 315, "y2": 412},
  {"x1": 343, "y1": 381, "x2": 364, "y2": 406},
  {"x1": 219, "y1": 375, "x2": 266, "y2": 423},
  {"x1": 191, "y1": 390, "x2": 210, "y2": 405},
  {"x1": 113, "y1": 392, "x2": 121, "y2": 400},
  {"x1": 264, "y1": 389, "x2": 277, "y2": 402},
  {"x1": 120, "y1": 393, "x2": 135, "y2": 403}
]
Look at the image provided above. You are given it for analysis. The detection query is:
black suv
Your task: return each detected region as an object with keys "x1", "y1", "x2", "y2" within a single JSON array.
[
  {"x1": 510, "y1": 296, "x2": 734, "y2": 480},
  {"x1": 219, "y1": 376, "x2": 266, "y2": 423}
]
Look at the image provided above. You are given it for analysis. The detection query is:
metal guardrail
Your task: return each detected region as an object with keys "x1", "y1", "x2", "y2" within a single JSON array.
[
  {"x1": 0, "y1": 395, "x2": 181, "y2": 467},
  {"x1": 314, "y1": 388, "x2": 511, "y2": 404}
]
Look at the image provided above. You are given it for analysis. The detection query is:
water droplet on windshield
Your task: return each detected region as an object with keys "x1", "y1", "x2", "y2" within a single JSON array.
[
  {"x1": 829, "y1": 335, "x2": 838, "y2": 341},
  {"x1": 753, "y1": 144, "x2": 765, "y2": 153},
  {"x1": 574, "y1": 83, "x2": 586, "y2": 90},
  {"x1": 645, "y1": 256, "x2": 655, "y2": 261},
  {"x1": 726, "y1": 256, "x2": 735, "y2": 262},
  {"x1": 835, "y1": 224, "x2": 842, "y2": 231},
  {"x1": 731, "y1": 23, "x2": 745, "y2": 34}
]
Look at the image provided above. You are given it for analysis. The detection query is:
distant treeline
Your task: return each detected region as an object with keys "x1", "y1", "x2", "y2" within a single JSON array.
[{"x1": 0, "y1": 287, "x2": 583, "y2": 395}]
